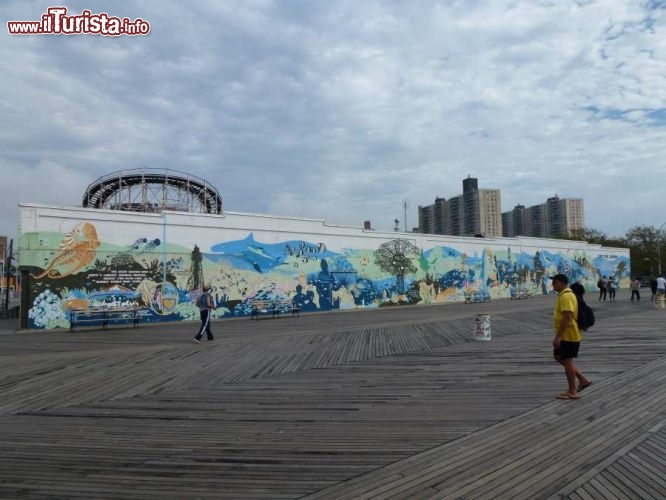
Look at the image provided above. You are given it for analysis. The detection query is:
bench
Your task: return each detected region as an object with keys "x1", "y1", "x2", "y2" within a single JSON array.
[
  {"x1": 0, "y1": 305, "x2": 19, "y2": 319},
  {"x1": 68, "y1": 307, "x2": 142, "y2": 332},
  {"x1": 510, "y1": 288, "x2": 532, "y2": 300},
  {"x1": 464, "y1": 291, "x2": 491, "y2": 304},
  {"x1": 250, "y1": 299, "x2": 300, "y2": 319}
]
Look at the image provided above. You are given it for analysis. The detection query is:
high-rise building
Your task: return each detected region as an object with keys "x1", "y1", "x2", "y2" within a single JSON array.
[
  {"x1": 418, "y1": 197, "x2": 447, "y2": 235},
  {"x1": 559, "y1": 197, "x2": 585, "y2": 237},
  {"x1": 478, "y1": 189, "x2": 502, "y2": 237},
  {"x1": 419, "y1": 180, "x2": 584, "y2": 239},
  {"x1": 502, "y1": 196, "x2": 584, "y2": 238},
  {"x1": 502, "y1": 204, "x2": 527, "y2": 237},
  {"x1": 444, "y1": 195, "x2": 462, "y2": 235},
  {"x1": 525, "y1": 204, "x2": 547, "y2": 238},
  {"x1": 545, "y1": 196, "x2": 563, "y2": 237},
  {"x1": 417, "y1": 177, "x2": 502, "y2": 237}
]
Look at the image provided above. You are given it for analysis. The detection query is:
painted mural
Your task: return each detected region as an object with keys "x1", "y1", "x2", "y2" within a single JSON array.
[{"x1": 19, "y1": 213, "x2": 631, "y2": 330}]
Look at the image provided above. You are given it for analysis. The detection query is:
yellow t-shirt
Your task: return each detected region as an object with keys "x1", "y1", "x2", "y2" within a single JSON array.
[{"x1": 553, "y1": 288, "x2": 581, "y2": 342}]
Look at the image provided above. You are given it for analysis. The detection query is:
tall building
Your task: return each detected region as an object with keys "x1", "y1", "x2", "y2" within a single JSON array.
[
  {"x1": 559, "y1": 197, "x2": 585, "y2": 237},
  {"x1": 418, "y1": 197, "x2": 447, "y2": 235},
  {"x1": 444, "y1": 195, "x2": 462, "y2": 235},
  {"x1": 417, "y1": 177, "x2": 502, "y2": 237},
  {"x1": 526, "y1": 204, "x2": 547, "y2": 238},
  {"x1": 501, "y1": 204, "x2": 527, "y2": 237},
  {"x1": 478, "y1": 189, "x2": 502, "y2": 237},
  {"x1": 545, "y1": 196, "x2": 563, "y2": 237},
  {"x1": 502, "y1": 196, "x2": 584, "y2": 238}
]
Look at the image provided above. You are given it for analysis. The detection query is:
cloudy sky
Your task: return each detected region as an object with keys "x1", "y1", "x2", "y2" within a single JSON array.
[{"x1": 1, "y1": 0, "x2": 665, "y2": 244}]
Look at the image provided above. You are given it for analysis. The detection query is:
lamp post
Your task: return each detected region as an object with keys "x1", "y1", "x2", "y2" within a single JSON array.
[
  {"x1": 658, "y1": 222, "x2": 666, "y2": 277},
  {"x1": 3, "y1": 239, "x2": 12, "y2": 312}
]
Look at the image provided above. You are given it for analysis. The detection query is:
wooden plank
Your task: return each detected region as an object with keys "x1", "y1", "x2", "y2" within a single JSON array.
[
  {"x1": 0, "y1": 293, "x2": 664, "y2": 498},
  {"x1": 587, "y1": 476, "x2": 627, "y2": 500}
]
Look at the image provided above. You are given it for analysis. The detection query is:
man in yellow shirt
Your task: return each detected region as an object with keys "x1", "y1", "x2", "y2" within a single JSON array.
[{"x1": 550, "y1": 274, "x2": 591, "y2": 399}]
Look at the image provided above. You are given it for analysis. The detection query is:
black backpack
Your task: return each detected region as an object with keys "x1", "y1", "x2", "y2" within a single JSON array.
[
  {"x1": 564, "y1": 290, "x2": 595, "y2": 331},
  {"x1": 576, "y1": 297, "x2": 595, "y2": 331}
]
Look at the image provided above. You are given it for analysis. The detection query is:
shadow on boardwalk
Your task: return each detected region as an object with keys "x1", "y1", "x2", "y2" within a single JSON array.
[{"x1": 0, "y1": 292, "x2": 664, "y2": 499}]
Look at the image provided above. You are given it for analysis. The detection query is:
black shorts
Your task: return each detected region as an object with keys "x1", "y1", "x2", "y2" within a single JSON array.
[{"x1": 554, "y1": 340, "x2": 580, "y2": 360}]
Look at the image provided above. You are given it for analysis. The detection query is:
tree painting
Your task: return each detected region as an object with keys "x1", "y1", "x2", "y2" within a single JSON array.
[
  {"x1": 373, "y1": 239, "x2": 419, "y2": 292},
  {"x1": 187, "y1": 244, "x2": 204, "y2": 290}
]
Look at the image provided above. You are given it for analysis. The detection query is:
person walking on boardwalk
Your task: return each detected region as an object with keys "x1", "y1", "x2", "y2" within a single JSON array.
[
  {"x1": 597, "y1": 276, "x2": 607, "y2": 301},
  {"x1": 657, "y1": 275, "x2": 666, "y2": 296},
  {"x1": 607, "y1": 276, "x2": 616, "y2": 302},
  {"x1": 194, "y1": 285, "x2": 216, "y2": 343},
  {"x1": 630, "y1": 277, "x2": 641, "y2": 302},
  {"x1": 550, "y1": 274, "x2": 591, "y2": 400}
]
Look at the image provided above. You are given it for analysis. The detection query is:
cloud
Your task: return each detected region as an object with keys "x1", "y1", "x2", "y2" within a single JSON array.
[{"x1": 1, "y1": 0, "x2": 666, "y2": 245}]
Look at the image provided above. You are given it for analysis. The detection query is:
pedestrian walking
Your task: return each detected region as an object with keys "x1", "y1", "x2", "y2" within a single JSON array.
[
  {"x1": 630, "y1": 277, "x2": 641, "y2": 302},
  {"x1": 657, "y1": 275, "x2": 666, "y2": 295},
  {"x1": 597, "y1": 276, "x2": 607, "y2": 301},
  {"x1": 194, "y1": 285, "x2": 216, "y2": 343},
  {"x1": 549, "y1": 274, "x2": 591, "y2": 400},
  {"x1": 650, "y1": 276, "x2": 658, "y2": 300},
  {"x1": 607, "y1": 276, "x2": 616, "y2": 302}
]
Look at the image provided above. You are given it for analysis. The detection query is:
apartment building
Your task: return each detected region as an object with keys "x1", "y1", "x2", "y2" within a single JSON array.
[
  {"x1": 417, "y1": 177, "x2": 502, "y2": 237},
  {"x1": 502, "y1": 196, "x2": 584, "y2": 238}
]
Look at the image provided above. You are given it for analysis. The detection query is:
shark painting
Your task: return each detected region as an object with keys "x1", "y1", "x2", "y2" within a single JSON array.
[{"x1": 209, "y1": 233, "x2": 338, "y2": 273}]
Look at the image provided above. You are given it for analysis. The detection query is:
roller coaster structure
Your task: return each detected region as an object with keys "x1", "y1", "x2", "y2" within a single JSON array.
[{"x1": 82, "y1": 168, "x2": 222, "y2": 214}]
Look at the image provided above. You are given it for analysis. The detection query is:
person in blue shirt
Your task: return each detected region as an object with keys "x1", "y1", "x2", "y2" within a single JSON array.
[{"x1": 194, "y1": 285, "x2": 216, "y2": 343}]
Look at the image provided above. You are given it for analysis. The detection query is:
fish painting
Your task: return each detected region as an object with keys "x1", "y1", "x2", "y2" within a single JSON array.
[
  {"x1": 128, "y1": 238, "x2": 161, "y2": 253},
  {"x1": 129, "y1": 238, "x2": 147, "y2": 249},
  {"x1": 33, "y1": 223, "x2": 100, "y2": 279},
  {"x1": 145, "y1": 238, "x2": 161, "y2": 251}
]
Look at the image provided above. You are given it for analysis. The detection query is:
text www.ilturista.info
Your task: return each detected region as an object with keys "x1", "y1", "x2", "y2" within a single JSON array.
[{"x1": 7, "y1": 7, "x2": 150, "y2": 36}]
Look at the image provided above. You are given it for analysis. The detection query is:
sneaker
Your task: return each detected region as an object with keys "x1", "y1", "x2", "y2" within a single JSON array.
[{"x1": 193, "y1": 338, "x2": 201, "y2": 344}]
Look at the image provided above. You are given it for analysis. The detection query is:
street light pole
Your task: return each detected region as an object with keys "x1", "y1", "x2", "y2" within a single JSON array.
[
  {"x1": 403, "y1": 201, "x2": 408, "y2": 232},
  {"x1": 0, "y1": 259, "x2": 4, "y2": 308},
  {"x1": 4, "y1": 239, "x2": 12, "y2": 312},
  {"x1": 658, "y1": 222, "x2": 666, "y2": 277}
]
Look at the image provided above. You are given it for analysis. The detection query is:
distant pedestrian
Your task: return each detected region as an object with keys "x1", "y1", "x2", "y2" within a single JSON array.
[
  {"x1": 597, "y1": 276, "x2": 607, "y2": 301},
  {"x1": 650, "y1": 276, "x2": 658, "y2": 300},
  {"x1": 657, "y1": 275, "x2": 666, "y2": 295},
  {"x1": 549, "y1": 274, "x2": 591, "y2": 400},
  {"x1": 607, "y1": 277, "x2": 616, "y2": 302},
  {"x1": 194, "y1": 285, "x2": 216, "y2": 343},
  {"x1": 630, "y1": 277, "x2": 641, "y2": 302}
]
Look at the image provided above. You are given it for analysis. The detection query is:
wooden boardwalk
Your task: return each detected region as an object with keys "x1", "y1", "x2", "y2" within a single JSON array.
[{"x1": 0, "y1": 293, "x2": 664, "y2": 498}]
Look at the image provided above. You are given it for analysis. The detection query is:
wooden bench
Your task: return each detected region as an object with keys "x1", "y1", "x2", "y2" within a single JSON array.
[
  {"x1": 250, "y1": 299, "x2": 300, "y2": 319},
  {"x1": 510, "y1": 288, "x2": 532, "y2": 300},
  {"x1": 464, "y1": 291, "x2": 491, "y2": 304},
  {"x1": 68, "y1": 307, "x2": 142, "y2": 332}
]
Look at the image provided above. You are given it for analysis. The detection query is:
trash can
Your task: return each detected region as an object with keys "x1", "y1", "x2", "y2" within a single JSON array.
[
  {"x1": 656, "y1": 294, "x2": 666, "y2": 309},
  {"x1": 473, "y1": 313, "x2": 491, "y2": 341}
]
